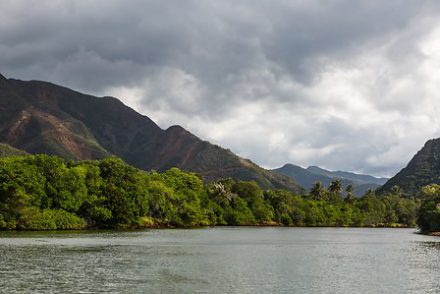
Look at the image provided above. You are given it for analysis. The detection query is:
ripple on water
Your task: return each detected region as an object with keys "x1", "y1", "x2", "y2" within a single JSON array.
[{"x1": 0, "y1": 227, "x2": 439, "y2": 294}]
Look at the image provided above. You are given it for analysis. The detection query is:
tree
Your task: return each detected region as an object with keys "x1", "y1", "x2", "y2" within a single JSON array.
[
  {"x1": 391, "y1": 185, "x2": 402, "y2": 197},
  {"x1": 363, "y1": 188, "x2": 374, "y2": 197},
  {"x1": 328, "y1": 179, "x2": 343, "y2": 203},
  {"x1": 232, "y1": 181, "x2": 273, "y2": 222},
  {"x1": 0, "y1": 154, "x2": 422, "y2": 230},
  {"x1": 345, "y1": 184, "x2": 356, "y2": 203},
  {"x1": 417, "y1": 184, "x2": 440, "y2": 232},
  {"x1": 98, "y1": 157, "x2": 141, "y2": 226},
  {"x1": 329, "y1": 179, "x2": 342, "y2": 194},
  {"x1": 310, "y1": 182, "x2": 327, "y2": 201}
]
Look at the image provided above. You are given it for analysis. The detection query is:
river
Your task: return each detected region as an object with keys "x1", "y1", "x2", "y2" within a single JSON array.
[{"x1": 0, "y1": 227, "x2": 439, "y2": 293}]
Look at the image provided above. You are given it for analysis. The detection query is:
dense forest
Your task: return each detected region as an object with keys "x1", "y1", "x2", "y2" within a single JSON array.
[{"x1": 0, "y1": 155, "x2": 420, "y2": 230}]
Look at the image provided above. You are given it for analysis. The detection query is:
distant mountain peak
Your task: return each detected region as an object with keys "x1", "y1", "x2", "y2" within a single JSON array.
[
  {"x1": 307, "y1": 165, "x2": 320, "y2": 169},
  {"x1": 282, "y1": 163, "x2": 303, "y2": 168},
  {"x1": 274, "y1": 163, "x2": 388, "y2": 196},
  {"x1": 306, "y1": 165, "x2": 387, "y2": 182},
  {"x1": 306, "y1": 165, "x2": 327, "y2": 172},
  {"x1": 166, "y1": 125, "x2": 189, "y2": 133},
  {"x1": 165, "y1": 125, "x2": 201, "y2": 141}
]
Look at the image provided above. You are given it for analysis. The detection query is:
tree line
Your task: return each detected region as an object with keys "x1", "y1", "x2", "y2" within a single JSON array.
[{"x1": 0, "y1": 155, "x2": 420, "y2": 230}]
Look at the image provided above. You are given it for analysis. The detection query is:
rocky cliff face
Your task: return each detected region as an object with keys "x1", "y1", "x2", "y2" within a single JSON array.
[{"x1": 0, "y1": 75, "x2": 303, "y2": 193}]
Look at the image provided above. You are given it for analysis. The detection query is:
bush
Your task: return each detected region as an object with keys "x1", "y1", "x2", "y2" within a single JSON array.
[
  {"x1": 51, "y1": 210, "x2": 87, "y2": 230},
  {"x1": 18, "y1": 208, "x2": 57, "y2": 230}
]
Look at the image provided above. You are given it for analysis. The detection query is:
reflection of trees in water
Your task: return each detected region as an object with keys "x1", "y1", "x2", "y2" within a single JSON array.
[{"x1": 416, "y1": 241, "x2": 440, "y2": 249}]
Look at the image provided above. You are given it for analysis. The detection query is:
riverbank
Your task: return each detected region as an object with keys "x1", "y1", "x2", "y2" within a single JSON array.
[
  {"x1": 0, "y1": 222, "x2": 417, "y2": 232},
  {"x1": 428, "y1": 231, "x2": 440, "y2": 236}
]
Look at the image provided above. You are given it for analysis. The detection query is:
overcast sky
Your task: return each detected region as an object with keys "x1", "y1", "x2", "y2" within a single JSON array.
[{"x1": 2, "y1": 0, "x2": 440, "y2": 177}]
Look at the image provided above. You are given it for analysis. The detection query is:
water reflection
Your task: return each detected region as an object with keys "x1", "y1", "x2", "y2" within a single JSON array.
[{"x1": 415, "y1": 240, "x2": 440, "y2": 248}]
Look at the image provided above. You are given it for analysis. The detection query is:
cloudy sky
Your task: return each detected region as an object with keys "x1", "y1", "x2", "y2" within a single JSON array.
[{"x1": 2, "y1": 0, "x2": 440, "y2": 177}]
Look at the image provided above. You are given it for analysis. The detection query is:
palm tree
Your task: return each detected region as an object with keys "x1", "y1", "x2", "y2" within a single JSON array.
[
  {"x1": 310, "y1": 182, "x2": 326, "y2": 200},
  {"x1": 329, "y1": 179, "x2": 342, "y2": 194},
  {"x1": 328, "y1": 179, "x2": 343, "y2": 202},
  {"x1": 345, "y1": 184, "x2": 355, "y2": 203}
]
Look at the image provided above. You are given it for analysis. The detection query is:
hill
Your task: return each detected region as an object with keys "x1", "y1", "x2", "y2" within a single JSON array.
[
  {"x1": 0, "y1": 74, "x2": 302, "y2": 193},
  {"x1": 379, "y1": 138, "x2": 440, "y2": 196},
  {"x1": 273, "y1": 164, "x2": 388, "y2": 196},
  {"x1": 306, "y1": 166, "x2": 388, "y2": 186},
  {"x1": 0, "y1": 143, "x2": 28, "y2": 157}
]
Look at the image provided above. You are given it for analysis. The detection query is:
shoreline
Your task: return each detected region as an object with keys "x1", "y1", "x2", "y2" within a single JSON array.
[
  {"x1": 0, "y1": 224, "x2": 418, "y2": 233},
  {"x1": 427, "y1": 231, "x2": 440, "y2": 236}
]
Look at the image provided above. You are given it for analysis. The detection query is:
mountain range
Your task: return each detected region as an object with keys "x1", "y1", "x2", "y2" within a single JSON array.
[
  {"x1": 4, "y1": 73, "x2": 438, "y2": 197},
  {"x1": 0, "y1": 73, "x2": 303, "y2": 193},
  {"x1": 273, "y1": 164, "x2": 388, "y2": 196}
]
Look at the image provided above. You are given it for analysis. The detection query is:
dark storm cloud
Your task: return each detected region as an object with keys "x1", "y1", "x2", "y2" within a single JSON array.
[
  {"x1": 0, "y1": 1, "x2": 423, "y2": 89},
  {"x1": 1, "y1": 0, "x2": 440, "y2": 176}
]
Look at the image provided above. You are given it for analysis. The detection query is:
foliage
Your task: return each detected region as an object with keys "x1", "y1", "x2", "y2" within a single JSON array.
[
  {"x1": 378, "y1": 139, "x2": 440, "y2": 196},
  {"x1": 417, "y1": 184, "x2": 440, "y2": 233},
  {"x1": 0, "y1": 155, "x2": 421, "y2": 230},
  {"x1": 0, "y1": 144, "x2": 28, "y2": 158},
  {"x1": 17, "y1": 208, "x2": 87, "y2": 230}
]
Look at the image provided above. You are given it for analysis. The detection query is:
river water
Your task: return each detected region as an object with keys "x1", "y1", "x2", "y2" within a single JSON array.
[{"x1": 0, "y1": 227, "x2": 439, "y2": 293}]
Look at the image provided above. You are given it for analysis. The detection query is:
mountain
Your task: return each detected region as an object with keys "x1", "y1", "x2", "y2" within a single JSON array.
[
  {"x1": 273, "y1": 164, "x2": 388, "y2": 196},
  {"x1": 306, "y1": 166, "x2": 388, "y2": 186},
  {"x1": 379, "y1": 138, "x2": 440, "y2": 196},
  {"x1": 0, "y1": 143, "x2": 28, "y2": 157},
  {"x1": 0, "y1": 74, "x2": 303, "y2": 193},
  {"x1": 273, "y1": 164, "x2": 331, "y2": 189}
]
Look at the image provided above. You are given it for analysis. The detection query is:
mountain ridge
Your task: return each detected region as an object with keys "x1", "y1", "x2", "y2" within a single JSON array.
[
  {"x1": 305, "y1": 166, "x2": 388, "y2": 185},
  {"x1": 273, "y1": 163, "x2": 388, "y2": 196},
  {"x1": 0, "y1": 74, "x2": 303, "y2": 193}
]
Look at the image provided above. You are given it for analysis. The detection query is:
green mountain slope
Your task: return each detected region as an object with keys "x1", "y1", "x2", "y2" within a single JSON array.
[
  {"x1": 379, "y1": 138, "x2": 440, "y2": 196},
  {"x1": 0, "y1": 143, "x2": 28, "y2": 157}
]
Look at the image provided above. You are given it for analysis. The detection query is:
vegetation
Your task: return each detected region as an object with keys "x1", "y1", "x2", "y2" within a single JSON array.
[
  {"x1": 378, "y1": 138, "x2": 440, "y2": 196},
  {"x1": 417, "y1": 184, "x2": 440, "y2": 233},
  {"x1": 0, "y1": 143, "x2": 28, "y2": 158},
  {"x1": 274, "y1": 164, "x2": 386, "y2": 196},
  {"x1": 0, "y1": 155, "x2": 420, "y2": 230}
]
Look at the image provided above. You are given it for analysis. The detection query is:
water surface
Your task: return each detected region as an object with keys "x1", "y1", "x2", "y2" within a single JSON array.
[{"x1": 0, "y1": 227, "x2": 439, "y2": 293}]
